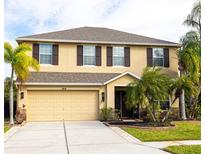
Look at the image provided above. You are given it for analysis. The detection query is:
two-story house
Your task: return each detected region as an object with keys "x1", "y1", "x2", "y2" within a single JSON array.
[{"x1": 16, "y1": 27, "x2": 180, "y2": 121}]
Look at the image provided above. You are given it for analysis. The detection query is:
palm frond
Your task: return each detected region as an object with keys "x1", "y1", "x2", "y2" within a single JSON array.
[{"x1": 14, "y1": 43, "x2": 31, "y2": 53}]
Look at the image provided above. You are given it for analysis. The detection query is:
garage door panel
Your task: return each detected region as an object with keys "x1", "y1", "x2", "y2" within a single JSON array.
[{"x1": 27, "y1": 90, "x2": 98, "y2": 121}]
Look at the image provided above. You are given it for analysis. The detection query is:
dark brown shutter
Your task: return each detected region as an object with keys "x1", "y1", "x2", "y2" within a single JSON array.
[
  {"x1": 52, "y1": 44, "x2": 58, "y2": 65},
  {"x1": 77, "y1": 45, "x2": 83, "y2": 66},
  {"x1": 107, "y1": 46, "x2": 113, "y2": 66},
  {"x1": 96, "y1": 46, "x2": 101, "y2": 66},
  {"x1": 32, "y1": 44, "x2": 39, "y2": 62},
  {"x1": 164, "y1": 48, "x2": 169, "y2": 67},
  {"x1": 147, "y1": 48, "x2": 153, "y2": 67},
  {"x1": 124, "y1": 47, "x2": 130, "y2": 67}
]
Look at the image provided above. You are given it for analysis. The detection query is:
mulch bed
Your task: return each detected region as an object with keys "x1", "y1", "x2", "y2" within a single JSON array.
[{"x1": 103, "y1": 120, "x2": 176, "y2": 129}]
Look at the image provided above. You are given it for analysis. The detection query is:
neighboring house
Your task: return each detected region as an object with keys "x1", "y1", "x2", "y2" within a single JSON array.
[{"x1": 16, "y1": 27, "x2": 180, "y2": 121}]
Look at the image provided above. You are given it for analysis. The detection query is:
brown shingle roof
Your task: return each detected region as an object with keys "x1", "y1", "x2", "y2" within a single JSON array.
[
  {"x1": 19, "y1": 72, "x2": 120, "y2": 84},
  {"x1": 16, "y1": 27, "x2": 180, "y2": 46}
]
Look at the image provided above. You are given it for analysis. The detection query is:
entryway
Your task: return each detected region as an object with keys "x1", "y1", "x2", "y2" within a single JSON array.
[{"x1": 115, "y1": 87, "x2": 139, "y2": 119}]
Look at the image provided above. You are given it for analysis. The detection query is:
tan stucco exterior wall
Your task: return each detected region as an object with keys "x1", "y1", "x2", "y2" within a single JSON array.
[
  {"x1": 17, "y1": 74, "x2": 137, "y2": 117},
  {"x1": 18, "y1": 74, "x2": 179, "y2": 120},
  {"x1": 17, "y1": 42, "x2": 179, "y2": 120},
  {"x1": 25, "y1": 42, "x2": 178, "y2": 77}
]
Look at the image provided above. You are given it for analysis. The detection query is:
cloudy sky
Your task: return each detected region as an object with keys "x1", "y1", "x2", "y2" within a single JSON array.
[{"x1": 4, "y1": 0, "x2": 195, "y2": 77}]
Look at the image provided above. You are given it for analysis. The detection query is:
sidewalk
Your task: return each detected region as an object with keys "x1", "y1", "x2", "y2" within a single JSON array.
[
  {"x1": 111, "y1": 126, "x2": 201, "y2": 149},
  {"x1": 143, "y1": 140, "x2": 201, "y2": 149}
]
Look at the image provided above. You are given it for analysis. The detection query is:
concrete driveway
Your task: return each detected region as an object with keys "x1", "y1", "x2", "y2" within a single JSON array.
[{"x1": 5, "y1": 121, "x2": 169, "y2": 154}]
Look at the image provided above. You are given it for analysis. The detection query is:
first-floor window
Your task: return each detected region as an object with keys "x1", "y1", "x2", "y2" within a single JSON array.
[
  {"x1": 39, "y1": 44, "x2": 52, "y2": 64},
  {"x1": 154, "y1": 100, "x2": 170, "y2": 110},
  {"x1": 153, "y1": 48, "x2": 164, "y2": 66},
  {"x1": 83, "y1": 45, "x2": 96, "y2": 65},
  {"x1": 113, "y1": 47, "x2": 124, "y2": 66}
]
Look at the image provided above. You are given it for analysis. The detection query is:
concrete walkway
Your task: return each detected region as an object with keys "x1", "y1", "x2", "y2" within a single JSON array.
[
  {"x1": 5, "y1": 121, "x2": 169, "y2": 154},
  {"x1": 143, "y1": 140, "x2": 201, "y2": 149}
]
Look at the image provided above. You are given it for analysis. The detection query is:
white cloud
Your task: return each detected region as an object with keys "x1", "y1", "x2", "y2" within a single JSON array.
[
  {"x1": 5, "y1": 0, "x2": 194, "y2": 40},
  {"x1": 4, "y1": 0, "x2": 195, "y2": 78}
]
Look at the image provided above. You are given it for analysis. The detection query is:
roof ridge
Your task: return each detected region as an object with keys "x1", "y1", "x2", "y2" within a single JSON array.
[
  {"x1": 30, "y1": 71, "x2": 120, "y2": 74},
  {"x1": 16, "y1": 26, "x2": 180, "y2": 46},
  {"x1": 18, "y1": 26, "x2": 86, "y2": 38}
]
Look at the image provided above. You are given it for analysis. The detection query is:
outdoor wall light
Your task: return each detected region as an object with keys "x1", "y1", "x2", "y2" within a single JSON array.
[
  {"x1": 20, "y1": 92, "x2": 24, "y2": 99},
  {"x1": 101, "y1": 92, "x2": 105, "y2": 102}
]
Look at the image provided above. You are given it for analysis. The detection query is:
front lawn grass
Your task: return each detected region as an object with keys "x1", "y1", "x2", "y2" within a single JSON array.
[
  {"x1": 4, "y1": 120, "x2": 10, "y2": 133},
  {"x1": 4, "y1": 123, "x2": 10, "y2": 133},
  {"x1": 122, "y1": 121, "x2": 200, "y2": 141},
  {"x1": 164, "y1": 145, "x2": 201, "y2": 154}
]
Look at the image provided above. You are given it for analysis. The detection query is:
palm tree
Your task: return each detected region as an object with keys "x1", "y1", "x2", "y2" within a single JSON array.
[
  {"x1": 183, "y1": 0, "x2": 201, "y2": 38},
  {"x1": 126, "y1": 67, "x2": 170, "y2": 122},
  {"x1": 162, "y1": 76, "x2": 197, "y2": 122},
  {"x1": 178, "y1": 29, "x2": 200, "y2": 120},
  {"x1": 4, "y1": 42, "x2": 39, "y2": 125}
]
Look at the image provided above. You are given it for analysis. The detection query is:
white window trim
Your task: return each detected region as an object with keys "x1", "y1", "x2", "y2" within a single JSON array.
[
  {"x1": 40, "y1": 64, "x2": 53, "y2": 66},
  {"x1": 39, "y1": 44, "x2": 53, "y2": 65},
  {"x1": 112, "y1": 46, "x2": 125, "y2": 66},
  {"x1": 112, "y1": 65, "x2": 126, "y2": 68},
  {"x1": 83, "y1": 45, "x2": 96, "y2": 66},
  {"x1": 152, "y1": 48, "x2": 164, "y2": 67},
  {"x1": 82, "y1": 65, "x2": 96, "y2": 67}
]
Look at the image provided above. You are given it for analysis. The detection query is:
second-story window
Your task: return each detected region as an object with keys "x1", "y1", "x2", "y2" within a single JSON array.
[
  {"x1": 39, "y1": 44, "x2": 52, "y2": 64},
  {"x1": 153, "y1": 48, "x2": 164, "y2": 66},
  {"x1": 113, "y1": 47, "x2": 124, "y2": 66},
  {"x1": 83, "y1": 45, "x2": 96, "y2": 65}
]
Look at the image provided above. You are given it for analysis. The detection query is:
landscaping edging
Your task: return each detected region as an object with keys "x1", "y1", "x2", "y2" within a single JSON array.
[
  {"x1": 110, "y1": 126, "x2": 142, "y2": 143},
  {"x1": 103, "y1": 121, "x2": 176, "y2": 130}
]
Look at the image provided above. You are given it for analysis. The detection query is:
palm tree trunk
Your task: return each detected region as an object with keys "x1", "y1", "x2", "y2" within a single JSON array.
[
  {"x1": 188, "y1": 96, "x2": 193, "y2": 118},
  {"x1": 9, "y1": 67, "x2": 14, "y2": 125},
  {"x1": 147, "y1": 105, "x2": 156, "y2": 122},
  {"x1": 190, "y1": 90, "x2": 200, "y2": 118},
  {"x1": 162, "y1": 97, "x2": 177, "y2": 122},
  {"x1": 191, "y1": 98, "x2": 198, "y2": 118},
  {"x1": 178, "y1": 65, "x2": 186, "y2": 120},
  {"x1": 179, "y1": 89, "x2": 187, "y2": 120}
]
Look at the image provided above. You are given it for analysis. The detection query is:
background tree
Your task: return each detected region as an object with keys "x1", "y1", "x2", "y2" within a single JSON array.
[
  {"x1": 183, "y1": 0, "x2": 201, "y2": 38},
  {"x1": 4, "y1": 42, "x2": 39, "y2": 125}
]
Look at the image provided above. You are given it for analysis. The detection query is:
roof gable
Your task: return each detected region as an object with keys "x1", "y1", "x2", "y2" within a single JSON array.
[{"x1": 104, "y1": 72, "x2": 140, "y2": 85}]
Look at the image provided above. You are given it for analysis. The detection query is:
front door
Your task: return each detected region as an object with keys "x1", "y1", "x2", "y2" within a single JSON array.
[{"x1": 115, "y1": 90, "x2": 133, "y2": 118}]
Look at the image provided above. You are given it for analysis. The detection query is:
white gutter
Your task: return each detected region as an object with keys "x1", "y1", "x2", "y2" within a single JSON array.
[
  {"x1": 16, "y1": 38, "x2": 181, "y2": 47},
  {"x1": 16, "y1": 82, "x2": 103, "y2": 86}
]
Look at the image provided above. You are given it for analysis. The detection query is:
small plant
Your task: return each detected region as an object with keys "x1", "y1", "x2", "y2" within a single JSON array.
[
  {"x1": 100, "y1": 107, "x2": 112, "y2": 121},
  {"x1": 100, "y1": 107, "x2": 120, "y2": 121}
]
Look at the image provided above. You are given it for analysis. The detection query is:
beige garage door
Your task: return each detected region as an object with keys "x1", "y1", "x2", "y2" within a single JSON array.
[{"x1": 27, "y1": 90, "x2": 99, "y2": 121}]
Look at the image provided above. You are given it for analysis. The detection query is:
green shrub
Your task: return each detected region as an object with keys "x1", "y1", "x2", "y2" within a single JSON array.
[{"x1": 100, "y1": 107, "x2": 120, "y2": 121}]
